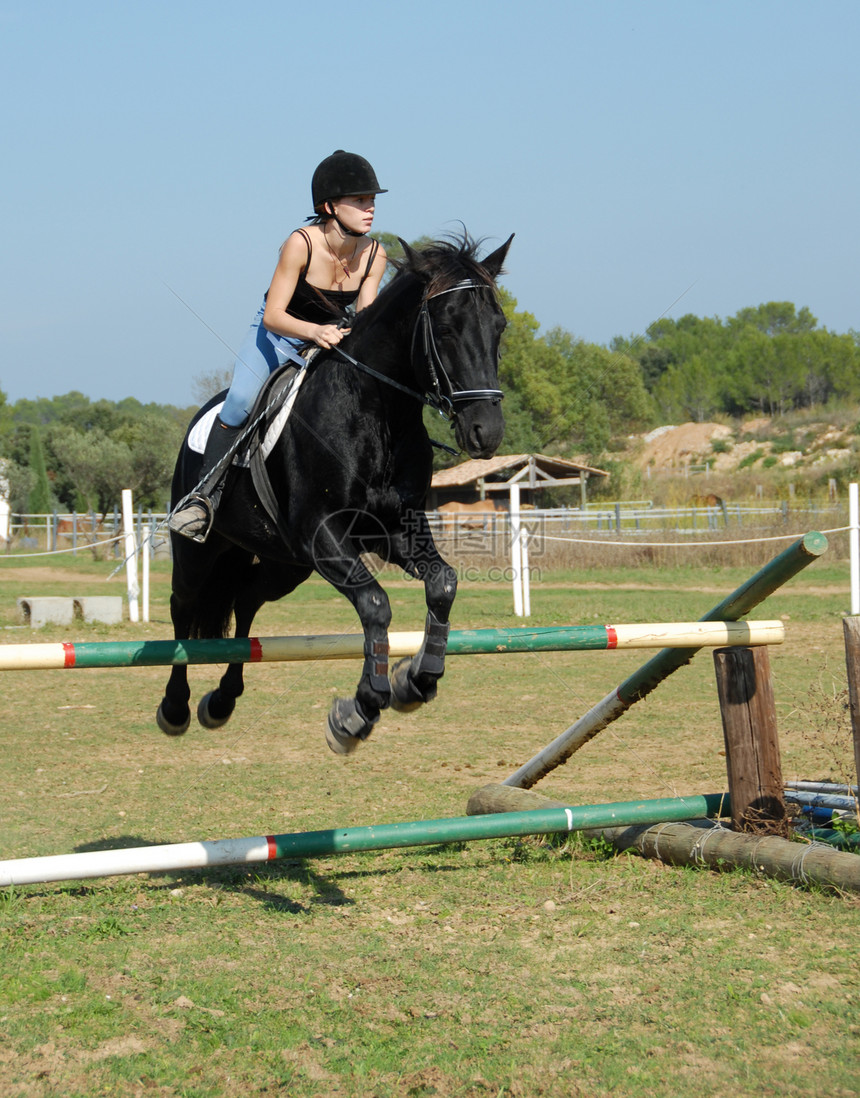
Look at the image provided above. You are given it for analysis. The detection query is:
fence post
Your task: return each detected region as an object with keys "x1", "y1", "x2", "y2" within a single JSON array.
[
  {"x1": 713, "y1": 645, "x2": 786, "y2": 834},
  {"x1": 510, "y1": 482, "x2": 530, "y2": 617},
  {"x1": 850, "y1": 483, "x2": 859, "y2": 616},
  {"x1": 121, "y1": 489, "x2": 140, "y2": 624},
  {"x1": 141, "y1": 519, "x2": 153, "y2": 623},
  {"x1": 842, "y1": 616, "x2": 860, "y2": 795}
]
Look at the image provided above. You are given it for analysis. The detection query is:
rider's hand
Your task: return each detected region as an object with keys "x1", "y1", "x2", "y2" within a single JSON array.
[{"x1": 313, "y1": 324, "x2": 350, "y2": 349}]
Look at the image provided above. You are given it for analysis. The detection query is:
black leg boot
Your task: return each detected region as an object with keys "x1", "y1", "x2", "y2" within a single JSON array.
[{"x1": 168, "y1": 416, "x2": 243, "y2": 542}]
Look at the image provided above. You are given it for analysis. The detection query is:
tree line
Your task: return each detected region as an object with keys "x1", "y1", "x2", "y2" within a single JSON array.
[
  {"x1": 2, "y1": 242, "x2": 857, "y2": 515},
  {"x1": 0, "y1": 392, "x2": 192, "y2": 516},
  {"x1": 611, "y1": 302, "x2": 860, "y2": 424}
]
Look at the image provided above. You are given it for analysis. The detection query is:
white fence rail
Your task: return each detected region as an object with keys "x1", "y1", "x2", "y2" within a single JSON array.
[
  {"x1": 425, "y1": 502, "x2": 842, "y2": 538},
  {"x1": 4, "y1": 510, "x2": 169, "y2": 557},
  {"x1": 1, "y1": 496, "x2": 852, "y2": 621},
  {"x1": 1, "y1": 501, "x2": 845, "y2": 558}
]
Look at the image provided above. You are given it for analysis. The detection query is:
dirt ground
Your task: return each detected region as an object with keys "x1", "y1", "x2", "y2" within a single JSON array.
[
  {"x1": 634, "y1": 423, "x2": 731, "y2": 470},
  {"x1": 627, "y1": 415, "x2": 856, "y2": 478}
]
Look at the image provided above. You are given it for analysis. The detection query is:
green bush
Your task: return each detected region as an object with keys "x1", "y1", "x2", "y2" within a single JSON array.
[
  {"x1": 771, "y1": 433, "x2": 799, "y2": 454},
  {"x1": 738, "y1": 448, "x2": 765, "y2": 469}
]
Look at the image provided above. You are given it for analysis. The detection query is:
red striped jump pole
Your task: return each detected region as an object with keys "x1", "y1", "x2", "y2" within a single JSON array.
[
  {"x1": 0, "y1": 793, "x2": 729, "y2": 887},
  {"x1": 0, "y1": 621, "x2": 784, "y2": 671}
]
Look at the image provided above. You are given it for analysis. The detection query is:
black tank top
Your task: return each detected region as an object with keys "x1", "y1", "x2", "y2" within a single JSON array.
[{"x1": 283, "y1": 229, "x2": 380, "y2": 326}]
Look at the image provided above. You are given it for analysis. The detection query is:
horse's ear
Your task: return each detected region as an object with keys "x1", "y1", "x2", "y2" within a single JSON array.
[
  {"x1": 398, "y1": 237, "x2": 422, "y2": 273},
  {"x1": 481, "y1": 234, "x2": 514, "y2": 280}
]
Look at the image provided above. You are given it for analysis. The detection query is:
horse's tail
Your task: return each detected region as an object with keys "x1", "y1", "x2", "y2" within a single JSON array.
[{"x1": 184, "y1": 546, "x2": 253, "y2": 640}]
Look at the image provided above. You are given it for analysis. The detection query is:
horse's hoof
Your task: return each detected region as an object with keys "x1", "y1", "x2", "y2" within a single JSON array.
[
  {"x1": 156, "y1": 702, "x2": 191, "y2": 737},
  {"x1": 197, "y1": 691, "x2": 234, "y2": 730},
  {"x1": 325, "y1": 716, "x2": 360, "y2": 755},
  {"x1": 390, "y1": 658, "x2": 431, "y2": 713},
  {"x1": 325, "y1": 698, "x2": 374, "y2": 755}
]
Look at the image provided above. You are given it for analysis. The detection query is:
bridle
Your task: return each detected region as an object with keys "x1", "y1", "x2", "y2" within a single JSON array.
[
  {"x1": 412, "y1": 279, "x2": 505, "y2": 418},
  {"x1": 333, "y1": 278, "x2": 504, "y2": 422}
]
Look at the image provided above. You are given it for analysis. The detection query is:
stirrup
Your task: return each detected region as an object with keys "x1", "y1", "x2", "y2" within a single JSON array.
[{"x1": 167, "y1": 495, "x2": 214, "y2": 543}]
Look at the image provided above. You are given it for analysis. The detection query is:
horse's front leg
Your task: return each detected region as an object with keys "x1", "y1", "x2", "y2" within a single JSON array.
[
  {"x1": 388, "y1": 512, "x2": 458, "y2": 713},
  {"x1": 318, "y1": 554, "x2": 393, "y2": 755}
]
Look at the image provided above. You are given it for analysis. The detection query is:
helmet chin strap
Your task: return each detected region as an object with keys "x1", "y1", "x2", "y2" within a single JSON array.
[
  {"x1": 325, "y1": 202, "x2": 368, "y2": 238},
  {"x1": 334, "y1": 214, "x2": 366, "y2": 238}
]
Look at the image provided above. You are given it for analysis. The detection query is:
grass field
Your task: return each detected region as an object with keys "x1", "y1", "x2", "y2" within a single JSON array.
[{"x1": 0, "y1": 541, "x2": 858, "y2": 1097}]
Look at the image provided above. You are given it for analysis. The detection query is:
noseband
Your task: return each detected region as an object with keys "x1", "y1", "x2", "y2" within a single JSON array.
[{"x1": 412, "y1": 279, "x2": 505, "y2": 418}]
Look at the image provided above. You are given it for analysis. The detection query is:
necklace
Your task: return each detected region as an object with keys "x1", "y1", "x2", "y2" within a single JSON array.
[{"x1": 326, "y1": 233, "x2": 358, "y2": 285}]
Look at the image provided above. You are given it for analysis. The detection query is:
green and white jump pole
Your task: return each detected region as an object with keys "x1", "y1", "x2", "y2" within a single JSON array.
[
  {"x1": 0, "y1": 621, "x2": 783, "y2": 671},
  {"x1": 0, "y1": 793, "x2": 729, "y2": 887}
]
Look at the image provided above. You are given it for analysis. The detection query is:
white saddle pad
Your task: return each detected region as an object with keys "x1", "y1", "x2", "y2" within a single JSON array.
[{"x1": 187, "y1": 363, "x2": 309, "y2": 463}]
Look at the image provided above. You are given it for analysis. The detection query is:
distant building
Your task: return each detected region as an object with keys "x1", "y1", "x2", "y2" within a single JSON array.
[{"x1": 427, "y1": 453, "x2": 609, "y2": 512}]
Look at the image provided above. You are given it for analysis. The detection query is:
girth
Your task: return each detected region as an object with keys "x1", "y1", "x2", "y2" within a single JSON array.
[{"x1": 242, "y1": 362, "x2": 305, "y2": 542}]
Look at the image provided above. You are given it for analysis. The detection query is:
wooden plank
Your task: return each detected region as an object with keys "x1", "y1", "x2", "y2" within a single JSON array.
[
  {"x1": 713, "y1": 646, "x2": 786, "y2": 834},
  {"x1": 842, "y1": 615, "x2": 860, "y2": 794}
]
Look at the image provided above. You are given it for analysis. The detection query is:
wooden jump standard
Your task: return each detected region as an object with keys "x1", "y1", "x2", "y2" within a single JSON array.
[
  {"x1": 466, "y1": 534, "x2": 856, "y2": 891},
  {"x1": 503, "y1": 532, "x2": 827, "y2": 791}
]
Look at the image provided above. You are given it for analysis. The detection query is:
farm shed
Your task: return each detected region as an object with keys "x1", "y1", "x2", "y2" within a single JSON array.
[{"x1": 427, "y1": 453, "x2": 610, "y2": 512}]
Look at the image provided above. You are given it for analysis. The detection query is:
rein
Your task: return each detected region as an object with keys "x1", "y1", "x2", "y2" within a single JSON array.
[
  {"x1": 332, "y1": 278, "x2": 504, "y2": 421},
  {"x1": 332, "y1": 343, "x2": 442, "y2": 410}
]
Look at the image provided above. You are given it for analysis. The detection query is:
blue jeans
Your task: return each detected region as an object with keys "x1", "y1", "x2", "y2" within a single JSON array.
[{"x1": 220, "y1": 302, "x2": 305, "y2": 427}]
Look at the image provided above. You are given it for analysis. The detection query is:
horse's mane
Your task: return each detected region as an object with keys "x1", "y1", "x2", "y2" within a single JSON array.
[
  {"x1": 349, "y1": 231, "x2": 499, "y2": 339},
  {"x1": 394, "y1": 231, "x2": 499, "y2": 296}
]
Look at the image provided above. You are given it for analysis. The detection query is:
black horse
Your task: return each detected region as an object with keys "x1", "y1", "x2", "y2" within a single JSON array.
[{"x1": 157, "y1": 232, "x2": 512, "y2": 753}]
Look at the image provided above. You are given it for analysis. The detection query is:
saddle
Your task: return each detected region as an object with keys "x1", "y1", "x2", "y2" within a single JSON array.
[{"x1": 188, "y1": 355, "x2": 314, "y2": 539}]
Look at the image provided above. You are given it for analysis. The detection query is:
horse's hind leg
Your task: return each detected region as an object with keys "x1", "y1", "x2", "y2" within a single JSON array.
[
  {"x1": 158, "y1": 541, "x2": 249, "y2": 736},
  {"x1": 195, "y1": 591, "x2": 263, "y2": 730},
  {"x1": 157, "y1": 593, "x2": 193, "y2": 735},
  {"x1": 196, "y1": 562, "x2": 314, "y2": 729}
]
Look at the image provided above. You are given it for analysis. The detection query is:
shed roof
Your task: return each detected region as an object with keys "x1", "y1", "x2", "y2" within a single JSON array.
[{"x1": 431, "y1": 453, "x2": 609, "y2": 489}]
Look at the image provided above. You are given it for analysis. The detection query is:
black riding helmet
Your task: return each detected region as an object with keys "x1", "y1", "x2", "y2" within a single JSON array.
[{"x1": 311, "y1": 150, "x2": 387, "y2": 211}]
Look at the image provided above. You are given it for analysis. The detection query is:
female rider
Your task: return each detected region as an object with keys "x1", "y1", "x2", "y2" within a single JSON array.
[{"x1": 169, "y1": 150, "x2": 388, "y2": 541}]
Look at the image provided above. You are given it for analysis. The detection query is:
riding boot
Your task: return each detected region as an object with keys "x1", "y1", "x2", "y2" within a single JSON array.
[{"x1": 168, "y1": 416, "x2": 243, "y2": 542}]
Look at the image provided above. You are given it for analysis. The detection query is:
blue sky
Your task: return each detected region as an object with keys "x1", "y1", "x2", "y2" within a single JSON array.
[{"x1": 1, "y1": 0, "x2": 857, "y2": 408}]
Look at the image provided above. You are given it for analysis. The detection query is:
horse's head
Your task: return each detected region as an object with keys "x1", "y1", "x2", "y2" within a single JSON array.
[{"x1": 399, "y1": 233, "x2": 513, "y2": 459}]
